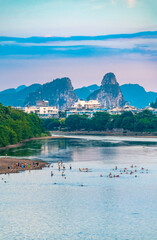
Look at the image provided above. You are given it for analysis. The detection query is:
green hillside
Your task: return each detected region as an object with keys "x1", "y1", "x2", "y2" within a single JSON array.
[{"x1": 0, "y1": 103, "x2": 44, "y2": 147}]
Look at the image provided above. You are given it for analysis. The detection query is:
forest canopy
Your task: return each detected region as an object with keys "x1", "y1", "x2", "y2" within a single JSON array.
[
  {"x1": 42, "y1": 110, "x2": 157, "y2": 133},
  {"x1": 0, "y1": 103, "x2": 44, "y2": 147}
]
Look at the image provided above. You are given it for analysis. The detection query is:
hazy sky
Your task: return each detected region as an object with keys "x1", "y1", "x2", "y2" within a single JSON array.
[{"x1": 0, "y1": 0, "x2": 157, "y2": 91}]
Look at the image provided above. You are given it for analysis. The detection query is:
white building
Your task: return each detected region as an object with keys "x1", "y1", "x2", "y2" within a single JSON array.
[
  {"x1": 108, "y1": 104, "x2": 139, "y2": 115},
  {"x1": 72, "y1": 100, "x2": 101, "y2": 110},
  {"x1": 24, "y1": 106, "x2": 59, "y2": 118}
]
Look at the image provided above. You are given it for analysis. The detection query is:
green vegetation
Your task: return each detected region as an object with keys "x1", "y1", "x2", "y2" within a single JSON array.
[
  {"x1": 42, "y1": 110, "x2": 157, "y2": 133},
  {"x1": 151, "y1": 98, "x2": 157, "y2": 108},
  {"x1": 0, "y1": 103, "x2": 44, "y2": 147}
]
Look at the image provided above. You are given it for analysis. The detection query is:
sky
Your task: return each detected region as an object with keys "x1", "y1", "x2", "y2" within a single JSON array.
[{"x1": 0, "y1": 0, "x2": 157, "y2": 91}]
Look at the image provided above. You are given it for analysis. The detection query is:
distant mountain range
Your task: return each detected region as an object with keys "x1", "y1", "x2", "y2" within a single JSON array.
[
  {"x1": 0, "y1": 75, "x2": 157, "y2": 109},
  {"x1": 120, "y1": 84, "x2": 157, "y2": 109},
  {"x1": 0, "y1": 84, "x2": 41, "y2": 107},
  {"x1": 74, "y1": 84, "x2": 99, "y2": 100},
  {"x1": 75, "y1": 83, "x2": 157, "y2": 109}
]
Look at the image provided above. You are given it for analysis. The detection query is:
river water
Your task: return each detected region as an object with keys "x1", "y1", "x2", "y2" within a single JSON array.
[{"x1": 0, "y1": 135, "x2": 157, "y2": 240}]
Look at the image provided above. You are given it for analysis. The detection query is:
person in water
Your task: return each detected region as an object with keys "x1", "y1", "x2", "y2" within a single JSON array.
[{"x1": 70, "y1": 164, "x2": 72, "y2": 170}]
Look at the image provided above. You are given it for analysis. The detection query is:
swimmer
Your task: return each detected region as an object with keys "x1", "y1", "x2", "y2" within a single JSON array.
[
  {"x1": 70, "y1": 164, "x2": 72, "y2": 170},
  {"x1": 100, "y1": 174, "x2": 103, "y2": 177},
  {"x1": 115, "y1": 166, "x2": 117, "y2": 170},
  {"x1": 51, "y1": 171, "x2": 53, "y2": 176}
]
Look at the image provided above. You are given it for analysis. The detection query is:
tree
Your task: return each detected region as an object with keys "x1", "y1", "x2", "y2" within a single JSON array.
[
  {"x1": 65, "y1": 115, "x2": 89, "y2": 131},
  {"x1": 0, "y1": 104, "x2": 45, "y2": 147},
  {"x1": 91, "y1": 112, "x2": 110, "y2": 131}
]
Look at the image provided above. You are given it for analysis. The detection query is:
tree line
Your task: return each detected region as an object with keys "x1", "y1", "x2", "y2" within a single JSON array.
[
  {"x1": 0, "y1": 103, "x2": 46, "y2": 147},
  {"x1": 42, "y1": 110, "x2": 157, "y2": 133}
]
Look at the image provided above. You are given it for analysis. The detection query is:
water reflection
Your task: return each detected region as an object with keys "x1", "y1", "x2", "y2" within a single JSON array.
[{"x1": 0, "y1": 137, "x2": 157, "y2": 165}]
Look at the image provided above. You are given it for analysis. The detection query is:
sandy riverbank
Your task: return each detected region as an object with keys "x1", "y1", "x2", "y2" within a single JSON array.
[{"x1": 0, "y1": 157, "x2": 48, "y2": 175}]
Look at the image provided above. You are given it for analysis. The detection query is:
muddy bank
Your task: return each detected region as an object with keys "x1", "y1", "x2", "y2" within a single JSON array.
[{"x1": 0, "y1": 157, "x2": 48, "y2": 175}]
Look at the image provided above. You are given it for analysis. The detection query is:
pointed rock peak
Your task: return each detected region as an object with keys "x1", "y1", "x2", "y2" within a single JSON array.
[{"x1": 101, "y1": 72, "x2": 117, "y2": 86}]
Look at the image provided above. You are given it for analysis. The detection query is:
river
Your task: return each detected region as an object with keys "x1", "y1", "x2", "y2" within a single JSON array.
[{"x1": 0, "y1": 135, "x2": 157, "y2": 240}]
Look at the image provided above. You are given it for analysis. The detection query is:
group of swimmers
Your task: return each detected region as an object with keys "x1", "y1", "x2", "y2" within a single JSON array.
[
  {"x1": 102, "y1": 165, "x2": 149, "y2": 178},
  {"x1": 79, "y1": 168, "x2": 88, "y2": 172},
  {"x1": 49, "y1": 162, "x2": 149, "y2": 181},
  {"x1": 50, "y1": 161, "x2": 72, "y2": 178}
]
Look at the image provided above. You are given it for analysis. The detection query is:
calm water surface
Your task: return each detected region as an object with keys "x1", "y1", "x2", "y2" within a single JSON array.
[{"x1": 0, "y1": 135, "x2": 157, "y2": 240}]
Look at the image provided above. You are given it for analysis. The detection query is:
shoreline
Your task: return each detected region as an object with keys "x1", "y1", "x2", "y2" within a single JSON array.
[
  {"x1": 0, "y1": 157, "x2": 48, "y2": 175},
  {"x1": 0, "y1": 135, "x2": 66, "y2": 150},
  {"x1": 51, "y1": 131, "x2": 157, "y2": 138}
]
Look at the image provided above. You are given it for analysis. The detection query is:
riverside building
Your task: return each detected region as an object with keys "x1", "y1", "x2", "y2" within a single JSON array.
[{"x1": 23, "y1": 100, "x2": 59, "y2": 118}]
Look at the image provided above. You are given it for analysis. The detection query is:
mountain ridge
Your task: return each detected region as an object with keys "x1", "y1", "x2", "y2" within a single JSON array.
[{"x1": 0, "y1": 76, "x2": 157, "y2": 109}]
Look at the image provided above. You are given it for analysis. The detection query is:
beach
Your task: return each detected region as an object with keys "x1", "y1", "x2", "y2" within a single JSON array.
[{"x1": 0, "y1": 157, "x2": 47, "y2": 174}]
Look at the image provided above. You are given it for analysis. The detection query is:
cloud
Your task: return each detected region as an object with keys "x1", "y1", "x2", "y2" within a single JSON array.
[
  {"x1": 0, "y1": 31, "x2": 157, "y2": 45},
  {"x1": 0, "y1": 31, "x2": 156, "y2": 61}
]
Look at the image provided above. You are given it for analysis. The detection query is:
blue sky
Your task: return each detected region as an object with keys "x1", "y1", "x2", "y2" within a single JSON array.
[
  {"x1": 1, "y1": 0, "x2": 157, "y2": 36},
  {"x1": 0, "y1": 0, "x2": 157, "y2": 91}
]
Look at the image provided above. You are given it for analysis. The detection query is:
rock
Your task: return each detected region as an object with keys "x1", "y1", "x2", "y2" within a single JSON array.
[
  {"x1": 87, "y1": 73, "x2": 126, "y2": 108},
  {"x1": 25, "y1": 78, "x2": 78, "y2": 110}
]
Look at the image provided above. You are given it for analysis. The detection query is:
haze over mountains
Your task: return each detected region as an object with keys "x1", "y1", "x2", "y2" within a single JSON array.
[{"x1": 0, "y1": 73, "x2": 157, "y2": 109}]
